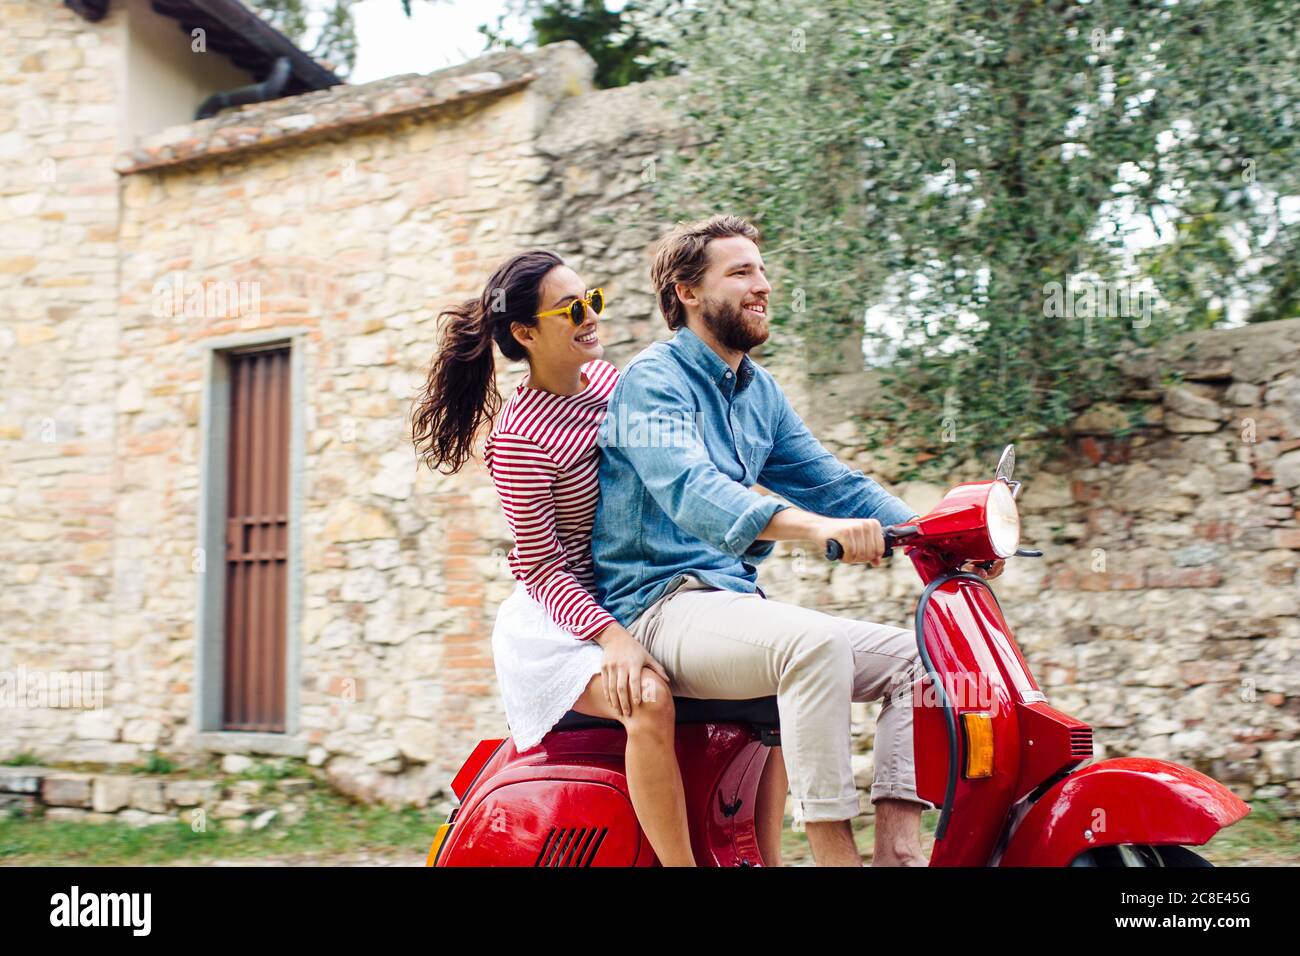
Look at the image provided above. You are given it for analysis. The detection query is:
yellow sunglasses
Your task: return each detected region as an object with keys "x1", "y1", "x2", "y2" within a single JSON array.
[{"x1": 536, "y1": 288, "x2": 605, "y2": 326}]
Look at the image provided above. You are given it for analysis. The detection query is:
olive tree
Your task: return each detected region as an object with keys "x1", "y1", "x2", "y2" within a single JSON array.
[{"x1": 637, "y1": 0, "x2": 1299, "y2": 473}]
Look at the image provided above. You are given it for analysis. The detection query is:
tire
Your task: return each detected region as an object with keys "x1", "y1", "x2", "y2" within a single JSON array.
[
  {"x1": 1153, "y1": 845, "x2": 1214, "y2": 867},
  {"x1": 1069, "y1": 844, "x2": 1213, "y2": 867}
]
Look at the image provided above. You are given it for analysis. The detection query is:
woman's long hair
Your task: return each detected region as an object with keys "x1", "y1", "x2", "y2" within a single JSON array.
[{"x1": 412, "y1": 250, "x2": 563, "y2": 474}]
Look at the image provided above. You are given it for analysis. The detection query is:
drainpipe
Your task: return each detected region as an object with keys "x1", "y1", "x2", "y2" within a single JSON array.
[{"x1": 196, "y1": 56, "x2": 293, "y2": 120}]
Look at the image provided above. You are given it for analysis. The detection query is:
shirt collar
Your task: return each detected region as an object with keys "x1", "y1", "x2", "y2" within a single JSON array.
[{"x1": 671, "y1": 326, "x2": 757, "y2": 395}]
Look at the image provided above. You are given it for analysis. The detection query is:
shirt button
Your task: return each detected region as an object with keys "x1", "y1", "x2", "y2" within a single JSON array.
[{"x1": 724, "y1": 371, "x2": 732, "y2": 378}]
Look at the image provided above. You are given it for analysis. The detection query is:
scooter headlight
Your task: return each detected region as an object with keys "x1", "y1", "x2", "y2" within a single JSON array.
[{"x1": 986, "y1": 480, "x2": 1020, "y2": 559}]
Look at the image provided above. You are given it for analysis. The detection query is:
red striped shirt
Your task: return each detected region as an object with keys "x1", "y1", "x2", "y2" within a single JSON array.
[{"x1": 484, "y1": 360, "x2": 620, "y2": 641}]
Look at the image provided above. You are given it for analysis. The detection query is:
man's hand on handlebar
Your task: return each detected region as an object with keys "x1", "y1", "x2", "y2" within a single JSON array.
[{"x1": 816, "y1": 517, "x2": 887, "y2": 566}]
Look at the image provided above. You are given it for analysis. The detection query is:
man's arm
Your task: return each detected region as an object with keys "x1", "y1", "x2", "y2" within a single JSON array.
[
  {"x1": 757, "y1": 391, "x2": 916, "y2": 528},
  {"x1": 605, "y1": 363, "x2": 788, "y2": 558},
  {"x1": 752, "y1": 394, "x2": 1012, "y2": 577},
  {"x1": 750, "y1": 497, "x2": 915, "y2": 566}
]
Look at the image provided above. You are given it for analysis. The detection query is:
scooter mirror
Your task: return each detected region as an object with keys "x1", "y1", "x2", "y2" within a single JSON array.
[{"x1": 995, "y1": 444, "x2": 1015, "y2": 482}]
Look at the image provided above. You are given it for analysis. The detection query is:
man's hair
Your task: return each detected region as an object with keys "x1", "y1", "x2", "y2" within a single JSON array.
[{"x1": 651, "y1": 214, "x2": 760, "y2": 331}]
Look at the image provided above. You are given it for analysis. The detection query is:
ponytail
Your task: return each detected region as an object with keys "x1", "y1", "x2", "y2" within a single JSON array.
[{"x1": 412, "y1": 250, "x2": 563, "y2": 474}]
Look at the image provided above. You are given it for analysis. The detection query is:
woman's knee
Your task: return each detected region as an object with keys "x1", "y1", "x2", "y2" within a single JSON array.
[{"x1": 624, "y1": 674, "x2": 675, "y2": 734}]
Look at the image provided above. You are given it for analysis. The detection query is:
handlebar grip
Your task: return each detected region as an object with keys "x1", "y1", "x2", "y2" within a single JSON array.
[{"x1": 825, "y1": 524, "x2": 918, "y2": 562}]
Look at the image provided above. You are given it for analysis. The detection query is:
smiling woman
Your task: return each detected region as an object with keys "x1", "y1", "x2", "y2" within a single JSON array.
[
  {"x1": 513, "y1": 280, "x2": 608, "y2": 393},
  {"x1": 410, "y1": 249, "x2": 564, "y2": 474},
  {"x1": 410, "y1": 249, "x2": 699, "y2": 866}
]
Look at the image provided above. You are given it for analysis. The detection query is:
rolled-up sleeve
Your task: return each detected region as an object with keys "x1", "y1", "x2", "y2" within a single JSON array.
[
  {"x1": 611, "y1": 365, "x2": 788, "y2": 558},
  {"x1": 758, "y1": 396, "x2": 916, "y2": 527}
]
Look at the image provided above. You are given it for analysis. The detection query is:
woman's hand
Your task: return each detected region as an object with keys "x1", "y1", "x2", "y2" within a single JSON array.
[
  {"x1": 961, "y1": 559, "x2": 1006, "y2": 580},
  {"x1": 592, "y1": 623, "x2": 671, "y2": 717}
]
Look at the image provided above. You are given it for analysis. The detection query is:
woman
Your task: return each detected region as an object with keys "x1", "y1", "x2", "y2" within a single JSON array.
[{"x1": 410, "y1": 250, "x2": 699, "y2": 865}]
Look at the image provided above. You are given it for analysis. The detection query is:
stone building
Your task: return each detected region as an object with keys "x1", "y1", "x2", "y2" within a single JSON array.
[{"x1": 2, "y1": 0, "x2": 1297, "y2": 812}]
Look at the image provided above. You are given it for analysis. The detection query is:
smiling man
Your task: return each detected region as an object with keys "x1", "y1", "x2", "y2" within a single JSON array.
[{"x1": 591, "y1": 214, "x2": 970, "y2": 866}]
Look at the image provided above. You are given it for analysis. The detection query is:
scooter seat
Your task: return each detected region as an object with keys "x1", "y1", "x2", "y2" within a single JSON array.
[{"x1": 550, "y1": 696, "x2": 780, "y2": 733}]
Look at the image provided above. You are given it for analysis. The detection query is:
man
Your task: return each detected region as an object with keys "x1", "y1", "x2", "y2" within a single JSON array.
[{"x1": 592, "y1": 214, "x2": 1002, "y2": 866}]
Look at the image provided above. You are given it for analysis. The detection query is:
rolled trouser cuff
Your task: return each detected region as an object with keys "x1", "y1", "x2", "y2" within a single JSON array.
[
  {"x1": 869, "y1": 781, "x2": 934, "y2": 809},
  {"x1": 794, "y1": 794, "x2": 862, "y2": 823}
]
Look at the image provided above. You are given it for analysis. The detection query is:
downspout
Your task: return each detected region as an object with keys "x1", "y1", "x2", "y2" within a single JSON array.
[{"x1": 196, "y1": 56, "x2": 293, "y2": 120}]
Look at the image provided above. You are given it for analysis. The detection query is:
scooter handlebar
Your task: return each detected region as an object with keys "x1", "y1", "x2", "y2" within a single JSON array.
[{"x1": 824, "y1": 524, "x2": 919, "y2": 562}]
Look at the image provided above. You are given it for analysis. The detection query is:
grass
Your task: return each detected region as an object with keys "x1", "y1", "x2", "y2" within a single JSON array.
[
  {"x1": 1197, "y1": 801, "x2": 1300, "y2": 866},
  {"x1": 2, "y1": 789, "x2": 1292, "y2": 867},
  {"x1": 779, "y1": 803, "x2": 1298, "y2": 866},
  {"x1": 0, "y1": 789, "x2": 443, "y2": 866},
  {"x1": 779, "y1": 809, "x2": 940, "y2": 865}
]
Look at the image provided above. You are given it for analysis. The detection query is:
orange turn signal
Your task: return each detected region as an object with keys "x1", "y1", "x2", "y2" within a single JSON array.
[
  {"x1": 962, "y1": 712, "x2": 994, "y2": 778},
  {"x1": 426, "y1": 823, "x2": 452, "y2": 867}
]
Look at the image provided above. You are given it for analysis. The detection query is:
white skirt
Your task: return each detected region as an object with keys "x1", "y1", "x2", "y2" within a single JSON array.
[{"x1": 491, "y1": 583, "x2": 605, "y2": 753}]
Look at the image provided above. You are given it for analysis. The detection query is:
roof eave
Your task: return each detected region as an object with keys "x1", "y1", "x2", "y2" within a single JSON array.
[{"x1": 182, "y1": 0, "x2": 342, "y2": 91}]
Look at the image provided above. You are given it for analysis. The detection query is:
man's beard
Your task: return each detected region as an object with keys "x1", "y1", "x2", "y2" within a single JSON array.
[{"x1": 700, "y1": 296, "x2": 769, "y2": 352}]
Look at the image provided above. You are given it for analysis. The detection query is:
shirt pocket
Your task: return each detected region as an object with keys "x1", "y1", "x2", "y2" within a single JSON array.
[{"x1": 734, "y1": 410, "x2": 771, "y2": 483}]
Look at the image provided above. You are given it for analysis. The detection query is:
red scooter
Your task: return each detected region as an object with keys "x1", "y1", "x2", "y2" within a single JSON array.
[{"x1": 428, "y1": 445, "x2": 1249, "y2": 866}]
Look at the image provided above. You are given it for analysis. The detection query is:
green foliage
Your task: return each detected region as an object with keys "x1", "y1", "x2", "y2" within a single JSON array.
[
  {"x1": 131, "y1": 753, "x2": 177, "y2": 775},
  {"x1": 238, "y1": 759, "x2": 312, "y2": 782},
  {"x1": 640, "y1": 0, "x2": 1300, "y2": 474},
  {"x1": 0, "y1": 753, "x2": 42, "y2": 767},
  {"x1": 480, "y1": 1, "x2": 675, "y2": 88},
  {"x1": 251, "y1": 1, "x2": 354, "y2": 75}
]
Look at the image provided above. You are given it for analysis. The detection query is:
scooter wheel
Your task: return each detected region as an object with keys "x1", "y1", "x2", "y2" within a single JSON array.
[{"x1": 1068, "y1": 844, "x2": 1213, "y2": 867}]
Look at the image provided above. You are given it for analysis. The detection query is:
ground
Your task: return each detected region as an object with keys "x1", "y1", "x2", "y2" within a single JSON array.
[
  {"x1": 778, "y1": 805, "x2": 1300, "y2": 867},
  {"x1": 2, "y1": 798, "x2": 1295, "y2": 867}
]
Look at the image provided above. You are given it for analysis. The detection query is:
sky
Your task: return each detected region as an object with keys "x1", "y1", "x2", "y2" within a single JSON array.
[{"x1": 350, "y1": 1, "x2": 528, "y2": 84}]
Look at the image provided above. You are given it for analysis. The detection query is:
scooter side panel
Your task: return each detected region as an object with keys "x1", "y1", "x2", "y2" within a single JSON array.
[
  {"x1": 435, "y1": 724, "x2": 771, "y2": 866},
  {"x1": 439, "y1": 776, "x2": 644, "y2": 866},
  {"x1": 679, "y1": 727, "x2": 770, "y2": 867},
  {"x1": 997, "y1": 757, "x2": 1251, "y2": 867},
  {"x1": 916, "y1": 581, "x2": 1022, "y2": 866}
]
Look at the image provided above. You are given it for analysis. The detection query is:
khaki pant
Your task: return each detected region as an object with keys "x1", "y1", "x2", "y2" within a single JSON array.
[{"x1": 628, "y1": 575, "x2": 929, "y2": 823}]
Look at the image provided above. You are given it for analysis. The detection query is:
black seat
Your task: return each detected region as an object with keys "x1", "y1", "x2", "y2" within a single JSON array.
[{"x1": 551, "y1": 696, "x2": 780, "y2": 733}]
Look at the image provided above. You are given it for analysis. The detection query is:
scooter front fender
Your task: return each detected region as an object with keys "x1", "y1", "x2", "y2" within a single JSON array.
[{"x1": 997, "y1": 757, "x2": 1250, "y2": 867}]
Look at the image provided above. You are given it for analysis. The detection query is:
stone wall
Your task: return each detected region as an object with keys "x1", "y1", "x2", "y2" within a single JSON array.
[
  {"x1": 107, "y1": 43, "x2": 609, "y2": 806},
  {"x1": 0, "y1": 10, "x2": 1295, "y2": 812},
  {"x1": 1, "y1": 0, "x2": 129, "y2": 759},
  {"x1": 780, "y1": 321, "x2": 1300, "y2": 811},
  {"x1": 1, "y1": 760, "x2": 318, "y2": 831}
]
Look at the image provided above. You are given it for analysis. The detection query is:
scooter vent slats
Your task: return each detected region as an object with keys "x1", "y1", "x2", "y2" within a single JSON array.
[
  {"x1": 535, "y1": 826, "x2": 608, "y2": 867},
  {"x1": 1070, "y1": 727, "x2": 1094, "y2": 758}
]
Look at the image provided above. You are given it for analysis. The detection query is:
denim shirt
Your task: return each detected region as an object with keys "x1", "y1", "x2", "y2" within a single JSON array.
[{"x1": 591, "y1": 326, "x2": 915, "y2": 627}]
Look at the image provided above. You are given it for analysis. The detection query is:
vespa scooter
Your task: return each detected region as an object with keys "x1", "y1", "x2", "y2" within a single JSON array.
[{"x1": 428, "y1": 445, "x2": 1249, "y2": 866}]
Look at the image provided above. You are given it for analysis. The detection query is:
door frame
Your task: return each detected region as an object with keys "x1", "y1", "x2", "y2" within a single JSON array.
[{"x1": 194, "y1": 328, "x2": 308, "y2": 753}]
